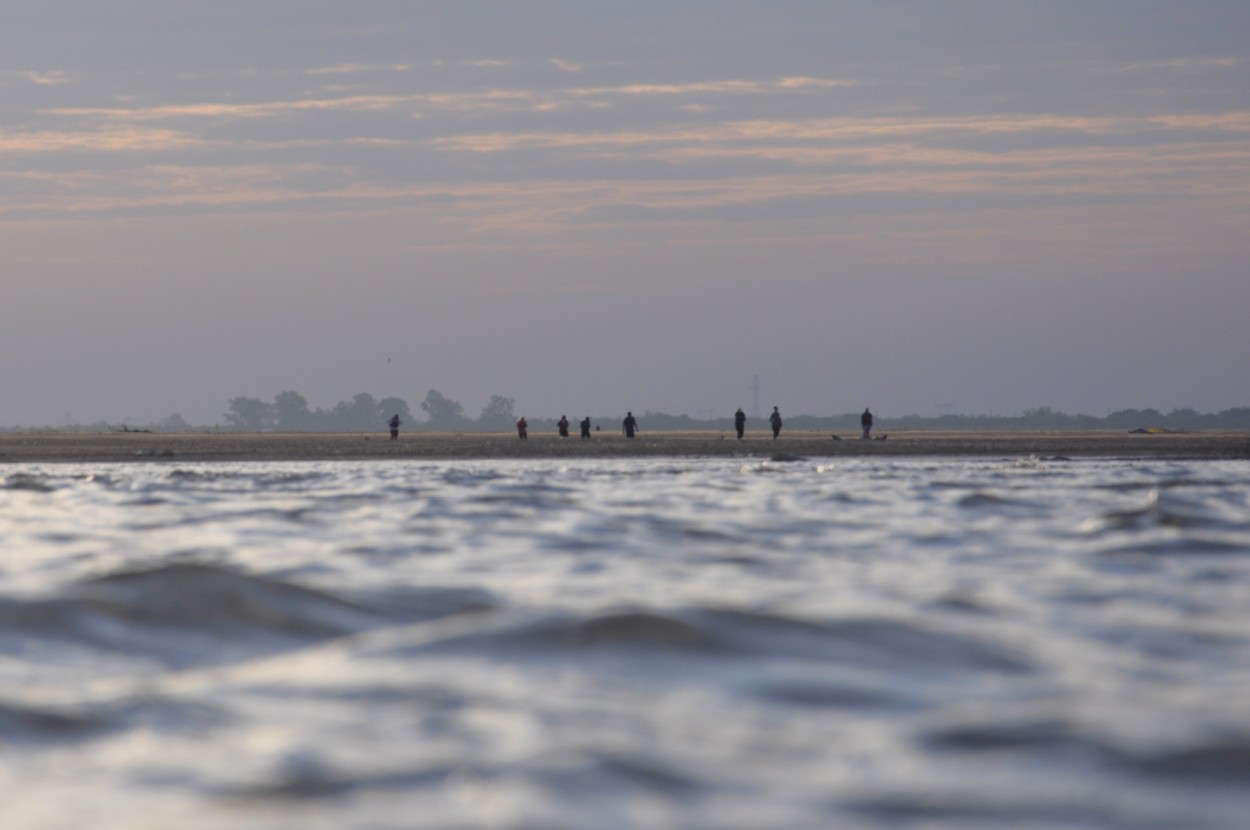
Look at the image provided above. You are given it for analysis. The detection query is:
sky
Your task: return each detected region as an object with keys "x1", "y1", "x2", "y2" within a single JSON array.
[{"x1": 2, "y1": 1, "x2": 1248, "y2": 426}]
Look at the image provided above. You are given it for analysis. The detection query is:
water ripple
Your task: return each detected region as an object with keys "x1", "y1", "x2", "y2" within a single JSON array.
[{"x1": 0, "y1": 457, "x2": 1246, "y2": 828}]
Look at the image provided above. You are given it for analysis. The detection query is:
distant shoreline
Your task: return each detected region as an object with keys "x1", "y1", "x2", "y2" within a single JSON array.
[{"x1": 1, "y1": 430, "x2": 1248, "y2": 464}]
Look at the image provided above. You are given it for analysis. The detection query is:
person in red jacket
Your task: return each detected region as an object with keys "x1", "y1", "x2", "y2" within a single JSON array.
[{"x1": 516, "y1": 416, "x2": 528, "y2": 440}]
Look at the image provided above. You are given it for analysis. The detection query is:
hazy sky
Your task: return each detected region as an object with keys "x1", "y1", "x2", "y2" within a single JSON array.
[{"x1": 3, "y1": 1, "x2": 1248, "y2": 425}]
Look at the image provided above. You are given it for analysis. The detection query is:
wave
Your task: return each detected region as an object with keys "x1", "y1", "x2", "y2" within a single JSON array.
[
  {"x1": 1, "y1": 473, "x2": 55, "y2": 492},
  {"x1": 1083, "y1": 488, "x2": 1249, "y2": 537},
  {"x1": 842, "y1": 794, "x2": 1133, "y2": 827},
  {"x1": 957, "y1": 492, "x2": 1033, "y2": 509},
  {"x1": 0, "y1": 563, "x2": 494, "y2": 672},
  {"x1": 225, "y1": 746, "x2": 704, "y2": 806},
  {"x1": 0, "y1": 696, "x2": 226, "y2": 744},
  {"x1": 384, "y1": 606, "x2": 1034, "y2": 679},
  {"x1": 923, "y1": 716, "x2": 1250, "y2": 784}
]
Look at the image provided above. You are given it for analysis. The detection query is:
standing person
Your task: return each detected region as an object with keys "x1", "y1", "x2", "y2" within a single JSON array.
[
  {"x1": 557, "y1": 415, "x2": 570, "y2": 438},
  {"x1": 580, "y1": 416, "x2": 592, "y2": 439},
  {"x1": 861, "y1": 408, "x2": 873, "y2": 440},
  {"x1": 388, "y1": 413, "x2": 401, "y2": 440},
  {"x1": 734, "y1": 408, "x2": 746, "y2": 440},
  {"x1": 516, "y1": 416, "x2": 528, "y2": 440},
  {"x1": 769, "y1": 406, "x2": 783, "y2": 439},
  {"x1": 622, "y1": 411, "x2": 638, "y2": 439}
]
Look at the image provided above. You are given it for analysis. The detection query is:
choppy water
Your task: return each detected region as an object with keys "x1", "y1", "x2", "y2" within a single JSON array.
[{"x1": 1, "y1": 456, "x2": 1248, "y2": 829}]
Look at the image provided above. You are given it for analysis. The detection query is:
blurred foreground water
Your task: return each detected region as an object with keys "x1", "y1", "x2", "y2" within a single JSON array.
[{"x1": 1, "y1": 456, "x2": 1248, "y2": 829}]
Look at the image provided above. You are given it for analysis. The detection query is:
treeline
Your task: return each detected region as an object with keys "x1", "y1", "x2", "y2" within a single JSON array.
[
  {"x1": 13, "y1": 397, "x2": 1250, "y2": 433},
  {"x1": 215, "y1": 398, "x2": 1250, "y2": 433},
  {"x1": 878, "y1": 406, "x2": 1250, "y2": 432},
  {"x1": 219, "y1": 390, "x2": 518, "y2": 432},
  {"x1": 775, "y1": 407, "x2": 1250, "y2": 432}
]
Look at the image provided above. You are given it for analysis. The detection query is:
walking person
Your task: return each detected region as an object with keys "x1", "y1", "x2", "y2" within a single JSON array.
[
  {"x1": 557, "y1": 415, "x2": 570, "y2": 438},
  {"x1": 622, "y1": 411, "x2": 638, "y2": 439},
  {"x1": 580, "y1": 416, "x2": 592, "y2": 439},
  {"x1": 861, "y1": 408, "x2": 873, "y2": 440},
  {"x1": 388, "y1": 413, "x2": 401, "y2": 440},
  {"x1": 516, "y1": 416, "x2": 528, "y2": 440},
  {"x1": 769, "y1": 406, "x2": 783, "y2": 439},
  {"x1": 734, "y1": 408, "x2": 746, "y2": 440}
]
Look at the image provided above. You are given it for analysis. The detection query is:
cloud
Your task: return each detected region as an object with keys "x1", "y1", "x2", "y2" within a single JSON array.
[
  {"x1": 1149, "y1": 112, "x2": 1250, "y2": 131},
  {"x1": 42, "y1": 75, "x2": 858, "y2": 127},
  {"x1": 0, "y1": 127, "x2": 203, "y2": 153},
  {"x1": 26, "y1": 70, "x2": 72, "y2": 86},
  {"x1": 1104, "y1": 57, "x2": 1240, "y2": 73},
  {"x1": 49, "y1": 95, "x2": 417, "y2": 122},
  {"x1": 429, "y1": 113, "x2": 1138, "y2": 155},
  {"x1": 307, "y1": 63, "x2": 413, "y2": 75},
  {"x1": 8, "y1": 116, "x2": 1249, "y2": 229},
  {"x1": 10, "y1": 57, "x2": 1249, "y2": 241},
  {"x1": 777, "y1": 76, "x2": 853, "y2": 89},
  {"x1": 565, "y1": 76, "x2": 854, "y2": 99},
  {"x1": 47, "y1": 89, "x2": 572, "y2": 125}
]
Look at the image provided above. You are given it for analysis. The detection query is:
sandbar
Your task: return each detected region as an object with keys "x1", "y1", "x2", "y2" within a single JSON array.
[{"x1": 1, "y1": 430, "x2": 1247, "y2": 464}]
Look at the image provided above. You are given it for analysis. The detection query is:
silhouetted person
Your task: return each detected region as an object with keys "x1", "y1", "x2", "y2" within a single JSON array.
[
  {"x1": 861, "y1": 408, "x2": 873, "y2": 439},
  {"x1": 622, "y1": 411, "x2": 638, "y2": 438},
  {"x1": 734, "y1": 408, "x2": 746, "y2": 440},
  {"x1": 769, "y1": 406, "x2": 783, "y2": 439},
  {"x1": 557, "y1": 415, "x2": 569, "y2": 438},
  {"x1": 516, "y1": 416, "x2": 528, "y2": 440},
  {"x1": 388, "y1": 413, "x2": 401, "y2": 440},
  {"x1": 580, "y1": 416, "x2": 592, "y2": 439}
]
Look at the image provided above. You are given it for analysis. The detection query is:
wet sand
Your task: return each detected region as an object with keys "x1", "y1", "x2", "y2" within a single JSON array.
[{"x1": 1, "y1": 430, "x2": 1247, "y2": 463}]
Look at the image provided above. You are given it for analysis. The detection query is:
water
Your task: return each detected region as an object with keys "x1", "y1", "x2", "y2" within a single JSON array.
[{"x1": 1, "y1": 456, "x2": 1248, "y2": 829}]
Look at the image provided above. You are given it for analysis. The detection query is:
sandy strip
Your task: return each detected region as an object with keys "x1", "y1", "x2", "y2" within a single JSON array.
[{"x1": 1, "y1": 430, "x2": 1247, "y2": 463}]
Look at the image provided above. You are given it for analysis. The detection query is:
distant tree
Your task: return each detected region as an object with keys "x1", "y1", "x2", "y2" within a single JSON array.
[
  {"x1": 1216, "y1": 407, "x2": 1250, "y2": 428},
  {"x1": 478, "y1": 395, "x2": 516, "y2": 430},
  {"x1": 332, "y1": 392, "x2": 381, "y2": 430},
  {"x1": 157, "y1": 412, "x2": 190, "y2": 432},
  {"x1": 421, "y1": 389, "x2": 466, "y2": 429},
  {"x1": 1104, "y1": 409, "x2": 1142, "y2": 429},
  {"x1": 1166, "y1": 408, "x2": 1204, "y2": 429},
  {"x1": 1021, "y1": 406, "x2": 1072, "y2": 427},
  {"x1": 273, "y1": 390, "x2": 313, "y2": 430},
  {"x1": 224, "y1": 397, "x2": 275, "y2": 431},
  {"x1": 376, "y1": 396, "x2": 414, "y2": 428}
]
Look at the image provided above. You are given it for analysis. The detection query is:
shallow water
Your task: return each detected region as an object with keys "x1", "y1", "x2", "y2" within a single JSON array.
[{"x1": 1, "y1": 456, "x2": 1248, "y2": 829}]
